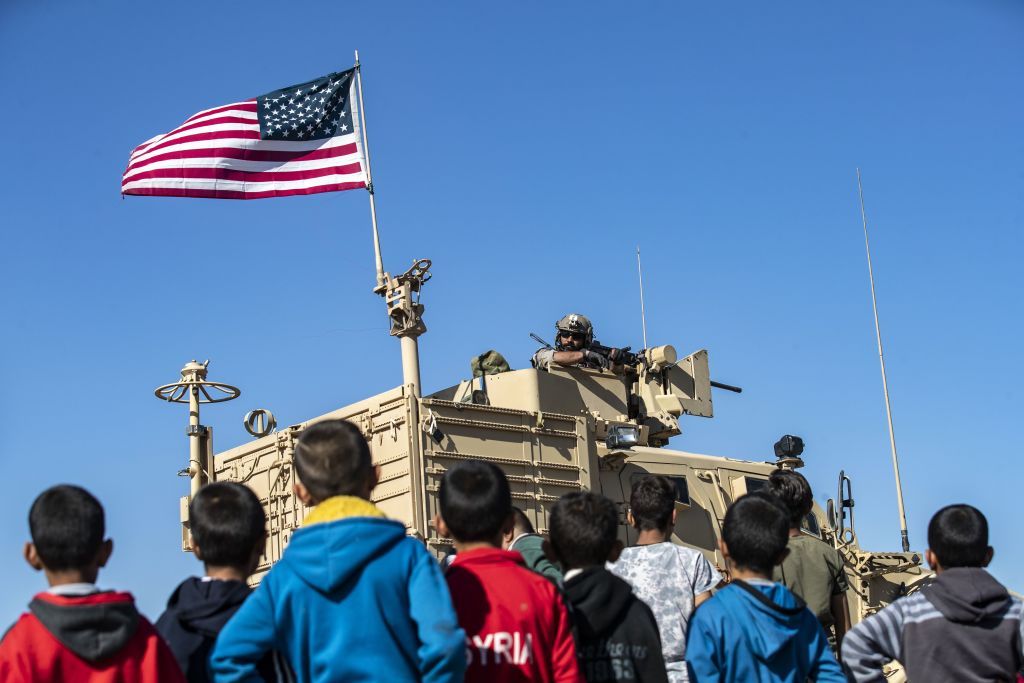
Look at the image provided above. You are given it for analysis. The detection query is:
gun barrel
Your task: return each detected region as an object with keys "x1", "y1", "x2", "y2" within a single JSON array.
[
  {"x1": 710, "y1": 380, "x2": 742, "y2": 394},
  {"x1": 530, "y1": 333, "x2": 553, "y2": 349}
]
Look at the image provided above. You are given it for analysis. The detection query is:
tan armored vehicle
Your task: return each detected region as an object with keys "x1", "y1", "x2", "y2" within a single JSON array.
[{"x1": 155, "y1": 255, "x2": 930, "y2": 641}]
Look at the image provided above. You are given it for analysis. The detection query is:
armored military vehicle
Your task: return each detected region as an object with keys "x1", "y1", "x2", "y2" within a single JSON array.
[{"x1": 155, "y1": 255, "x2": 930, "y2": 644}]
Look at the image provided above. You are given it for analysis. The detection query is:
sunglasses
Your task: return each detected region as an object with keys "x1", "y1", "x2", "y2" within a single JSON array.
[{"x1": 559, "y1": 331, "x2": 585, "y2": 341}]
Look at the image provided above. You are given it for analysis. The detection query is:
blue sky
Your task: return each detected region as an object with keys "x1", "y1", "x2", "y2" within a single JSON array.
[{"x1": 1, "y1": 0, "x2": 1021, "y2": 624}]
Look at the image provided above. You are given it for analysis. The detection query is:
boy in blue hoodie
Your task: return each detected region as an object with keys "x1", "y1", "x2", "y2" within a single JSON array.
[
  {"x1": 209, "y1": 419, "x2": 466, "y2": 683},
  {"x1": 685, "y1": 493, "x2": 844, "y2": 683}
]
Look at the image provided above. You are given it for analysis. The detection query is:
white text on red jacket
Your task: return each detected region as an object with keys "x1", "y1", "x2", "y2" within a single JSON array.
[{"x1": 465, "y1": 632, "x2": 535, "y2": 666}]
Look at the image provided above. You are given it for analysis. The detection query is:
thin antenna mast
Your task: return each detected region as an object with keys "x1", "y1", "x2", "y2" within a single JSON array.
[
  {"x1": 856, "y1": 168, "x2": 911, "y2": 552},
  {"x1": 354, "y1": 50, "x2": 385, "y2": 291},
  {"x1": 636, "y1": 246, "x2": 649, "y2": 349}
]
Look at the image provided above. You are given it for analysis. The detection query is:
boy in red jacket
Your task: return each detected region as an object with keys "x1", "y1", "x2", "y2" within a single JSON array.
[
  {"x1": 0, "y1": 484, "x2": 185, "y2": 683},
  {"x1": 436, "y1": 460, "x2": 581, "y2": 683}
]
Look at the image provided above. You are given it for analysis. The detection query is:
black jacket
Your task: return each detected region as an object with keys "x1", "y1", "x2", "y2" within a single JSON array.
[
  {"x1": 564, "y1": 567, "x2": 669, "y2": 683},
  {"x1": 156, "y1": 577, "x2": 290, "y2": 683}
]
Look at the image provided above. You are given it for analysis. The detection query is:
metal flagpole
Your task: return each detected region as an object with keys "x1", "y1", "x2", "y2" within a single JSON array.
[
  {"x1": 856, "y1": 168, "x2": 911, "y2": 552},
  {"x1": 636, "y1": 246, "x2": 649, "y2": 349},
  {"x1": 352, "y1": 50, "x2": 424, "y2": 399},
  {"x1": 354, "y1": 49, "x2": 386, "y2": 291}
]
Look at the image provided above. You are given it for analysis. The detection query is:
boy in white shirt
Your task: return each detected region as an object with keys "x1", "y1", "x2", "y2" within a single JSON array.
[{"x1": 609, "y1": 475, "x2": 721, "y2": 683}]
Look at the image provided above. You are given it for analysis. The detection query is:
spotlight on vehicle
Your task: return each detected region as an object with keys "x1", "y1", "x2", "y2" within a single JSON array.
[{"x1": 606, "y1": 425, "x2": 640, "y2": 449}]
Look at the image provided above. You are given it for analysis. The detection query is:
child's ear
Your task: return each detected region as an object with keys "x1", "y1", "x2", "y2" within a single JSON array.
[
  {"x1": 368, "y1": 464, "x2": 381, "y2": 494},
  {"x1": 773, "y1": 547, "x2": 790, "y2": 567},
  {"x1": 500, "y1": 511, "x2": 515, "y2": 536},
  {"x1": 97, "y1": 539, "x2": 114, "y2": 568},
  {"x1": 717, "y1": 539, "x2": 733, "y2": 579},
  {"x1": 983, "y1": 546, "x2": 994, "y2": 568},
  {"x1": 293, "y1": 481, "x2": 315, "y2": 506},
  {"x1": 925, "y1": 548, "x2": 943, "y2": 572},
  {"x1": 607, "y1": 539, "x2": 624, "y2": 563},
  {"x1": 501, "y1": 525, "x2": 515, "y2": 548},
  {"x1": 671, "y1": 507, "x2": 678, "y2": 526},
  {"x1": 247, "y1": 537, "x2": 265, "y2": 576},
  {"x1": 24, "y1": 543, "x2": 44, "y2": 572},
  {"x1": 626, "y1": 510, "x2": 637, "y2": 529},
  {"x1": 433, "y1": 513, "x2": 451, "y2": 539},
  {"x1": 193, "y1": 543, "x2": 205, "y2": 562}
]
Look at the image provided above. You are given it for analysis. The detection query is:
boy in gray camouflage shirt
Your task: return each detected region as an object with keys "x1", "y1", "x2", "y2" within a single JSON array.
[{"x1": 609, "y1": 476, "x2": 721, "y2": 683}]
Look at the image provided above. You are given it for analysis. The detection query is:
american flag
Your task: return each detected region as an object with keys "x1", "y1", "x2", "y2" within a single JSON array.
[{"x1": 121, "y1": 69, "x2": 368, "y2": 199}]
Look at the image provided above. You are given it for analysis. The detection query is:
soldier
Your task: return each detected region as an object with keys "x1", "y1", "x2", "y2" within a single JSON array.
[{"x1": 532, "y1": 313, "x2": 632, "y2": 371}]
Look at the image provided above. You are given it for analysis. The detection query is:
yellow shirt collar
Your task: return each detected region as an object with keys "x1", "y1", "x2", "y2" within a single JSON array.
[{"x1": 303, "y1": 495, "x2": 386, "y2": 528}]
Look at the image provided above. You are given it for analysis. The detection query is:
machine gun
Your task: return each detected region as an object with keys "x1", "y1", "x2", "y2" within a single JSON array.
[
  {"x1": 530, "y1": 333, "x2": 638, "y2": 366},
  {"x1": 589, "y1": 341, "x2": 639, "y2": 366}
]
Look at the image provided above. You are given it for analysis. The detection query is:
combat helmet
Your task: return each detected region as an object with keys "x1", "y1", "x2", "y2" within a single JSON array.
[{"x1": 555, "y1": 313, "x2": 593, "y2": 349}]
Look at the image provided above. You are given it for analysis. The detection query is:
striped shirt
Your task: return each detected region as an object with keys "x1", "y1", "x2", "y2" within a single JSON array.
[{"x1": 842, "y1": 570, "x2": 1024, "y2": 682}]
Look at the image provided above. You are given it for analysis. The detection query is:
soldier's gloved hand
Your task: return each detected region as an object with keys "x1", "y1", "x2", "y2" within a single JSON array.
[
  {"x1": 607, "y1": 346, "x2": 633, "y2": 364},
  {"x1": 582, "y1": 349, "x2": 609, "y2": 369}
]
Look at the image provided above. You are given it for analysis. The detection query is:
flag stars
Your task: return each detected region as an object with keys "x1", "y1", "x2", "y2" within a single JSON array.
[{"x1": 258, "y1": 72, "x2": 354, "y2": 140}]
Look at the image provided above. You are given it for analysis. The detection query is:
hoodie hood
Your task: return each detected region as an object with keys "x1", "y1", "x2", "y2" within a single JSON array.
[
  {"x1": 283, "y1": 497, "x2": 406, "y2": 594},
  {"x1": 162, "y1": 577, "x2": 251, "y2": 638},
  {"x1": 719, "y1": 581, "x2": 807, "y2": 661},
  {"x1": 564, "y1": 567, "x2": 634, "y2": 637},
  {"x1": 30, "y1": 592, "x2": 140, "y2": 662},
  {"x1": 925, "y1": 567, "x2": 1012, "y2": 624}
]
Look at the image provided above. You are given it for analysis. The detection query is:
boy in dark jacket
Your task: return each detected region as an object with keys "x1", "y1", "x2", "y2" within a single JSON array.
[
  {"x1": 436, "y1": 460, "x2": 581, "y2": 683},
  {"x1": 157, "y1": 481, "x2": 290, "y2": 682},
  {"x1": 842, "y1": 504, "x2": 1024, "y2": 682},
  {"x1": 0, "y1": 485, "x2": 185, "y2": 682},
  {"x1": 549, "y1": 491, "x2": 668, "y2": 683},
  {"x1": 685, "y1": 493, "x2": 845, "y2": 683},
  {"x1": 210, "y1": 419, "x2": 465, "y2": 683}
]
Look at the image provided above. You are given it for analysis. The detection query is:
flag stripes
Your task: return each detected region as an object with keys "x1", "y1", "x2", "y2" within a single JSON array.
[{"x1": 121, "y1": 70, "x2": 367, "y2": 200}]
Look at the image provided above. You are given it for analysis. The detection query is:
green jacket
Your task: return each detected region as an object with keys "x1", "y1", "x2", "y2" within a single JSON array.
[{"x1": 510, "y1": 533, "x2": 563, "y2": 584}]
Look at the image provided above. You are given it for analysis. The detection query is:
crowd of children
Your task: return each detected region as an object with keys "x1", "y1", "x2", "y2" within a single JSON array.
[{"x1": 1, "y1": 417, "x2": 1022, "y2": 682}]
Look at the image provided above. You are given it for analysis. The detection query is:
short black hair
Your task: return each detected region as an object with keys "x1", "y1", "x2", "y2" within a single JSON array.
[
  {"x1": 928, "y1": 504, "x2": 989, "y2": 568},
  {"x1": 766, "y1": 469, "x2": 814, "y2": 528},
  {"x1": 722, "y1": 492, "x2": 789, "y2": 575},
  {"x1": 629, "y1": 475, "x2": 675, "y2": 531},
  {"x1": 549, "y1": 491, "x2": 619, "y2": 569},
  {"x1": 511, "y1": 506, "x2": 535, "y2": 534},
  {"x1": 439, "y1": 460, "x2": 511, "y2": 542},
  {"x1": 190, "y1": 482, "x2": 266, "y2": 569},
  {"x1": 29, "y1": 485, "x2": 105, "y2": 571},
  {"x1": 294, "y1": 419, "x2": 372, "y2": 501}
]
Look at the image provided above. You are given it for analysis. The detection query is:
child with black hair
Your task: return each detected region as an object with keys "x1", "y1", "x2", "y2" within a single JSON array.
[
  {"x1": 766, "y1": 469, "x2": 851, "y2": 645},
  {"x1": 609, "y1": 475, "x2": 720, "y2": 682},
  {"x1": 842, "y1": 504, "x2": 1024, "y2": 682},
  {"x1": 210, "y1": 418, "x2": 465, "y2": 683},
  {"x1": 549, "y1": 491, "x2": 668, "y2": 683},
  {"x1": 157, "y1": 482, "x2": 291, "y2": 682},
  {"x1": 0, "y1": 485, "x2": 185, "y2": 682},
  {"x1": 435, "y1": 459, "x2": 580, "y2": 683},
  {"x1": 685, "y1": 492, "x2": 845, "y2": 683}
]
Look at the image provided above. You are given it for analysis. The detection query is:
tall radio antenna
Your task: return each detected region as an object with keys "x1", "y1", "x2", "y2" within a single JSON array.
[
  {"x1": 856, "y1": 168, "x2": 911, "y2": 552},
  {"x1": 636, "y1": 246, "x2": 649, "y2": 349}
]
